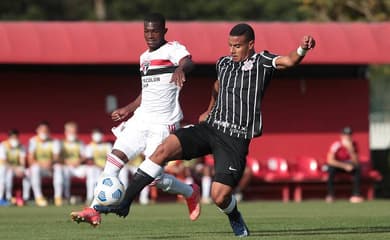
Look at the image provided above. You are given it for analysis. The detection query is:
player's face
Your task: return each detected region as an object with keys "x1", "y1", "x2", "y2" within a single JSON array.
[
  {"x1": 228, "y1": 35, "x2": 254, "y2": 62},
  {"x1": 144, "y1": 21, "x2": 167, "y2": 51},
  {"x1": 36, "y1": 125, "x2": 50, "y2": 140}
]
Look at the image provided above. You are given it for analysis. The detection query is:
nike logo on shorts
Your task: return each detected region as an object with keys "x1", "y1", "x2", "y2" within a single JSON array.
[{"x1": 228, "y1": 166, "x2": 237, "y2": 171}]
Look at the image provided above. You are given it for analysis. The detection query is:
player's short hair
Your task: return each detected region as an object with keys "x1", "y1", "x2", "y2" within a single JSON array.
[
  {"x1": 37, "y1": 120, "x2": 50, "y2": 128},
  {"x1": 341, "y1": 126, "x2": 353, "y2": 135},
  {"x1": 8, "y1": 128, "x2": 19, "y2": 136},
  {"x1": 230, "y1": 23, "x2": 255, "y2": 42},
  {"x1": 64, "y1": 121, "x2": 78, "y2": 130},
  {"x1": 92, "y1": 128, "x2": 102, "y2": 134},
  {"x1": 144, "y1": 13, "x2": 166, "y2": 27}
]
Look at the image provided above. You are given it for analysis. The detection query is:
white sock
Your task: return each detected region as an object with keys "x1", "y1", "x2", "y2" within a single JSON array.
[
  {"x1": 103, "y1": 153, "x2": 125, "y2": 176},
  {"x1": 139, "y1": 158, "x2": 163, "y2": 178},
  {"x1": 156, "y1": 173, "x2": 193, "y2": 198},
  {"x1": 202, "y1": 176, "x2": 211, "y2": 199},
  {"x1": 139, "y1": 186, "x2": 150, "y2": 205},
  {"x1": 219, "y1": 196, "x2": 237, "y2": 214}
]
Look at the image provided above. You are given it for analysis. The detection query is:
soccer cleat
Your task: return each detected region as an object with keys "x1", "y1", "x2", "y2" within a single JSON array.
[
  {"x1": 349, "y1": 195, "x2": 364, "y2": 203},
  {"x1": 35, "y1": 197, "x2": 48, "y2": 207},
  {"x1": 0, "y1": 199, "x2": 10, "y2": 206},
  {"x1": 15, "y1": 197, "x2": 24, "y2": 207},
  {"x1": 325, "y1": 195, "x2": 334, "y2": 203},
  {"x1": 70, "y1": 207, "x2": 101, "y2": 227},
  {"x1": 54, "y1": 197, "x2": 63, "y2": 207},
  {"x1": 185, "y1": 184, "x2": 201, "y2": 221},
  {"x1": 228, "y1": 211, "x2": 250, "y2": 237},
  {"x1": 94, "y1": 202, "x2": 130, "y2": 217}
]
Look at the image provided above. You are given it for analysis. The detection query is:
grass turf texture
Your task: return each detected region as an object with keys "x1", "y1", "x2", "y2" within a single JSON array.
[{"x1": 0, "y1": 200, "x2": 389, "y2": 239}]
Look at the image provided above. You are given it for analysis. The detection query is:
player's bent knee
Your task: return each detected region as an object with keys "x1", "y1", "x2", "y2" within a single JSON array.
[{"x1": 211, "y1": 189, "x2": 229, "y2": 206}]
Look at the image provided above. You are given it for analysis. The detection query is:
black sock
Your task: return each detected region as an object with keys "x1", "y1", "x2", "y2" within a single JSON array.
[
  {"x1": 122, "y1": 169, "x2": 155, "y2": 205},
  {"x1": 227, "y1": 204, "x2": 240, "y2": 220}
]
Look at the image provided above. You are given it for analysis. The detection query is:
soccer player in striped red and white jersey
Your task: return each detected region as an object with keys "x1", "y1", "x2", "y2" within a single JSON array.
[{"x1": 71, "y1": 13, "x2": 200, "y2": 226}]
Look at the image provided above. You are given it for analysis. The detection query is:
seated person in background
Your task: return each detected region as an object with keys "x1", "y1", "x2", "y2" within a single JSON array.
[
  {"x1": 0, "y1": 129, "x2": 26, "y2": 206},
  {"x1": 27, "y1": 121, "x2": 63, "y2": 207},
  {"x1": 61, "y1": 121, "x2": 88, "y2": 205},
  {"x1": 85, "y1": 128, "x2": 130, "y2": 205},
  {"x1": 84, "y1": 128, "x2": 112, "y2": 204},
  {"x1": 326, "y1": 126, "x2": 363, "y2": 203}
]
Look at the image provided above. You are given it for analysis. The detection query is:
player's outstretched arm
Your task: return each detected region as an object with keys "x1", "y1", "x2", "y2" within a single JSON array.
[
  {"x1": 170, "y1": 56, "x2": 194, "y2": 87},
  {"x1": 198, "y1": 80, "x2": 219, "y2": 122},
  {"x1": 275, "y1": 35, "x2": 316, "y2": 70},
  {"x1": 111, "y1": 94, "x2": 142, "y2": 122}
]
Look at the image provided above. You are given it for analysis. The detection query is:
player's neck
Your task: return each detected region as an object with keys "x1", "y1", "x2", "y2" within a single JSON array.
[{"x1": 149, "y1": 40, "x2": 167, "y2": 52}]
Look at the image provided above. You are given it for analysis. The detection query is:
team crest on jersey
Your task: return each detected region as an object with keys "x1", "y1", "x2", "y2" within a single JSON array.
[
  {"x1": 141, "y1": 61, "x2": 150, "y2": 74},
  {"x1": 241, "y1": 59, "x2": 254, "y2": 71}
]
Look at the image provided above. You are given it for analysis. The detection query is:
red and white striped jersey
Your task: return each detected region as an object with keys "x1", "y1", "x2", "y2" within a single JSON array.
[{"x1": 134, "y1": 41, "x2": 190, "y2": 124}]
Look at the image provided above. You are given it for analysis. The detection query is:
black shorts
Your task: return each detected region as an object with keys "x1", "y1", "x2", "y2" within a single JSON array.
[{"x1": 173, "y1": 122, "x2": 250, "y2": 187}]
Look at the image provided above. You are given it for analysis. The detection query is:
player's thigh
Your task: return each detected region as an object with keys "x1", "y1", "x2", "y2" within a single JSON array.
[
  {"x1": 144, "y1": 122, "x2": 179, "y2": 158},
  {"x1": 113, "y1": 117, "x2": 147, "y2": 160},
  {"x1": 173, "y1": 123, "x2": 213, "y2": 160},
  {"x1": 212, "y1": 133, "x2": 250, "y2": 188}
]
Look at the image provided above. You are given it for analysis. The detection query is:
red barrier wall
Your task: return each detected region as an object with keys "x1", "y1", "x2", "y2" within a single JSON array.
[{"x1": 0, "y1": 70, "x2": 368, "y2": 162}]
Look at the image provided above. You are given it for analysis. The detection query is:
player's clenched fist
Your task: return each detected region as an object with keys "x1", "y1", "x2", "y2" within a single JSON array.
[{"x1": 301, "y1": 35, "x2": 315, "y2": 50}]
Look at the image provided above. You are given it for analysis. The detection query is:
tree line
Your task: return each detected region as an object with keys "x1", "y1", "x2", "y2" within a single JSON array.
[{"x1": 0, "y1": 0, "x2": 388, "y2": 21}]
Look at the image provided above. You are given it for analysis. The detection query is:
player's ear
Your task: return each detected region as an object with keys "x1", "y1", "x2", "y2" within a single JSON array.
[
  {"x1": 164, "y1": 27, "x2": 168, "y2": 35},
  {"x1": 248, "y1": 40, "x2": 254, "y2": 50}
]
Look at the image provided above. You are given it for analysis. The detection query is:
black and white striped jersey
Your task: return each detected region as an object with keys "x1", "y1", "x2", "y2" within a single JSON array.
[{"x1": 206, "y1": 51, "x2": 278, "y2": 139}]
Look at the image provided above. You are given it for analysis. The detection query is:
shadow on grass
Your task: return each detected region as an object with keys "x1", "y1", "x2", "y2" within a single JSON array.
[
  {"x1": 186, "y1": 226, "x2": 390, "y2": 238},
  {"x1": 248, "y1": 226, "x2": 390, "y2": 237}
]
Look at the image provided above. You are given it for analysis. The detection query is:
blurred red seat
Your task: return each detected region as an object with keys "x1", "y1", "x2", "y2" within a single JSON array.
[
  {"x1": 260, "y1": 157, "x2": 291, "y2": 202},
  {"x1": 292, "y1": 156, "x2": 327, "y2": 202}
]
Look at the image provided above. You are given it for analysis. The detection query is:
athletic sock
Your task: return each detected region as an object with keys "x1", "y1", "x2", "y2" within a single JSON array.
[
  {"x1": 122, "y1": 169, "x2": 155, "y2": 205},
  {"x1": 219, "y1": 196, "x2": 240, "y2": 219},
  {"x1": 120, "y1": 159, "x2": 163, "y2": 204},
  {"x1": 103, "y1": 153, "x2": 125, "y2": 176},
  {"x1": 156, "y1": 173, "x2": 193, "y2": 198},
  {"x1": 201, "y1": 176, "x2": 211, "y2": 199}
]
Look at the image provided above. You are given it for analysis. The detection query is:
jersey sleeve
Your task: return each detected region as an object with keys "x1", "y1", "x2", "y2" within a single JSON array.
[
  {"x1": 168, "y1": 41, "x2": 191, "y2": 65},
  {"x1": 0, "y1": 144, "x2": 5, "y2": 160},
  {"x1": 52, "y1": 140, "x2": 61, "y2": 155},
  {"x1": 79, "y1": 141, "x2": 86, "y2": 158},
  {"x1": 260, "y1": 50, "x2": 279, "y2": 69},
  {"x1": 84, "y1": 144, "x2": 93, "y2": 158},
  {"x1": 28, "y1": 138, "x2": 37, "y2": 154},
  {"x1": 329, "y1": 141, "x2": 341, "y2": 153},
  {"x1": 19, "y1": 145, "x2": 27, "y2": 158}
]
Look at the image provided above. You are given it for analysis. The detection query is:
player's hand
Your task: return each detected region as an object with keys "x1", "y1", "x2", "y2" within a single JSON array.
[
  {"x1": 300, "y1": 35, "x2": 316, "y2": 50},
  {"x1": 111, "y1": 107, "x2": 130, "y2": 122},
  {"x1": 170, "y1": 67, "x2": 186, "y2": 87},
  {"x1": 198, "y1": 111, "x2": 209, "y2": 123},
  {"x1": 94, "y1": 203, "x2": 130, "y2": 218},
  {"x1": 344, "y1": 164, "x2": 354, "y2": 172}
]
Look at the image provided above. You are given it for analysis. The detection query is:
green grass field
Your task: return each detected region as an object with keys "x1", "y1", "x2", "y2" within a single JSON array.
[{"x1": 0, "y1": 200, "x2": 389, "y2": 240}]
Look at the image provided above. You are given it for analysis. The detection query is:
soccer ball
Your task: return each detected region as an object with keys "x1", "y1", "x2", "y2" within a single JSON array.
[{"x1": 94, "y1": 176, "x2": 125, "y2": 206}]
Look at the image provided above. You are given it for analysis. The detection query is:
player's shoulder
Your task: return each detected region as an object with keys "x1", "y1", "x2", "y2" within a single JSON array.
[
  {"x1": 28, "y1": 136, "x2": 38, "y2": 143},
  {"x1": 164, "y1": 41, "x2": 188, "y2": 50},
  {"x1": 217, "y1": 55, "x2": 232, "y2": 64},
  {"x1": 259, "y1": 50, "x2": 279, "y2": 60},
  {"x1": 167, "y1": 40, "x2": 184, "y2": 46},
  {"x1": 329, "y1": 140, "x2": 342, "y2": 152}
]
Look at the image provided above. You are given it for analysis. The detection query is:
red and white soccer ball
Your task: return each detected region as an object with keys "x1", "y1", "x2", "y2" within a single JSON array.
[{"x1": 94, "y1": 176, "x2": 125, "y2": 206}]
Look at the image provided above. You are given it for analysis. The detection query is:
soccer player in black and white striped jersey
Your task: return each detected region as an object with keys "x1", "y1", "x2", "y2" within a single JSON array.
[{"x1": 96, "y1": 23, "x2": 315, "y2": 237}]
